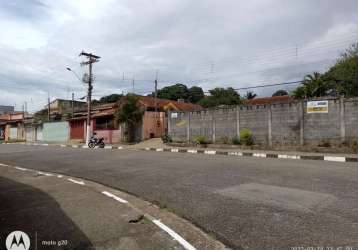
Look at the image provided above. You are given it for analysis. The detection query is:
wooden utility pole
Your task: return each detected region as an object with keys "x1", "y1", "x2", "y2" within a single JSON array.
[
  {"x1": 132, "y1": 75, "x2": 135, "y2": 93},
  {"x1": 154, "y1": 70, "x2": 158, "y2": 115},
  {"x1": 79, "y1": 51, "x2": 100, "y2": 145},
  {"x1": 47, "y1": 97, "x2": 51, "y2": 122},
  {"x1": 71, "y1": 92, "x2": 74, "y2": 117}
]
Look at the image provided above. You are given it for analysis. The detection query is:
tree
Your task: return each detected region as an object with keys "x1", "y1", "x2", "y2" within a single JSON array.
[
  {"x1": 272, "y1": 90, "x2": 288, "y2": 96},
  {"x1": 156, "y1": 84, "x2": 189, "y2": 101},
  {"x1": 245, "y1": 91, "x2": 257, "y2": 100},
  {"x1": 114, "y1": 94, "x2": 144, "y2": 142},
  {"x1": 324, "y1": 43, "x2": 358, "y2": 97},
  {"x1": 99, "y1": 94, "x2": 123, "y2": 103},
  {"x1": 292, "y1": 43, "x2": 358, "y2": 99},
  {"x1": 188, "y1": 86, "x2": 205, "y2": 103},
  {"x1": 293, "y1": 72, "x2": 329, "y2": 99},
  {"x1": 197, "y1": 87, "x2": 241, "y2": 108}
]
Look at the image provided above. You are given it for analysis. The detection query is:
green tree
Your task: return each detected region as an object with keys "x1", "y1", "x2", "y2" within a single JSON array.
[
  {"x1": 272, "y1": 89, "x2": 288, "y2": 96},
  {"x1": 293, "y1": 72, "x2": 329, "y2": 99},
  {"x1": 99, "y1": 94, "x2": 123, "y2": 103},
  {"x1": 156, "y1": 84, "x2": 189, "y2": 101},
  {"x1": 188, "y1": 86, "x2": 205, "y2": 103},
  {"x1": 114, "y1": 94, "x2": 144, "y2": 142},
  {"x1": 244, "y1": 91, "x2": 257, "y2": 100},
  {"x1": 292, "y1": 43, "x2": 358, "y2": 99},
  {"x1": 324, "y1": 43, "x2": 358, "y2": 97},
  {"x1": 198, "y1": 87, "x2": 241, "y2": 108}
]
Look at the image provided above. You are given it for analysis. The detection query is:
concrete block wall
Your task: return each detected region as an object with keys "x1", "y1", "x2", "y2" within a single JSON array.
[
  {"x1": 345, "y1": 100, "x2": 358, "y2": 143},
  {"x1": 168, "y1": 97, "x2": 358, "y2": 146},
  {"x1": 43, "y1": 121, "x2": 69, "y2": 142}
]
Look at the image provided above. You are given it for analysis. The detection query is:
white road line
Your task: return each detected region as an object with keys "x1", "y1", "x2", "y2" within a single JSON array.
[
  {"x1": 187, "y1": 149, "x2": 197, "y2": 154},
  {"x1": 152, "y1": 219, "x2": 196, "y2": 250},
  {"x1": 156, "y1": 148, "x2": 164, "y2": 152},
  {"x1": 38, "y1": 171, "x2": 54, "y2": 177},
  {"x1": 253, "y1": 153, "x2": 266, "y2": 158},
  {"x1": 57, "y1": 175, "x2": 63, "y2": 178},
  {"x1": 0, "y1": 163, "x2": 9, "y2": 166},
  {"x1": 60, "y1": 145, "x2": 67, "y2": 147},
  {"x1": 204, "y1": 150, "x2": 216, "y2": 155},
  {"x1": 117, "y1": 146, "x2": 123, "y2": 149},
  {"x1": 102, "y1": 191, "x2": 128, "y2": 204},
  {"x1": 15, "y1": 167, "x2": 27, "y2": 171},
  {"x1": 67, "y1": 178, "x2": 85, "y2": 185},
  {"x1": 324, "y1": 156, "x2": 346, "y2": 162}
]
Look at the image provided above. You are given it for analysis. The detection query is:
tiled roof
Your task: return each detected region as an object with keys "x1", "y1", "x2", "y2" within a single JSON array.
[
  {"x1": 138, "y1": 96, "x2": 202, "y2": 111},
  {"x1": 244, "y1": 95, "x2": 295, "y2": 105}
]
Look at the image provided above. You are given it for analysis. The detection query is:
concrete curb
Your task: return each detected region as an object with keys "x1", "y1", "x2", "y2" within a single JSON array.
[
  {"x1": 8, "y1": 143, "x2": 358, "y2": 163},
  {"x1": 22, "y1": 143, "x2": 124, "y2": 150},
  {"x1": 143, "y1": 147, "x2": 358, "y2": 163}
]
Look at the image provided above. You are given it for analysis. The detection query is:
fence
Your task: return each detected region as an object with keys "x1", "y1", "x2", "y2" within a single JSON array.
[{"x1": 168, "y1": 97, "x2": 358, "y2": 146}]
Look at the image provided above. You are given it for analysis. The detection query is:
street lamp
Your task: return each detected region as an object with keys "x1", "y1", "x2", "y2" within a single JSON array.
[{"x1": 66, "y1": 67, "x2": 82, "y2": 83}]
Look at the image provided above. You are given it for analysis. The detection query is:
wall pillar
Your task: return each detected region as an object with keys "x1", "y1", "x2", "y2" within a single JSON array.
[
  {"x1": 186, "y1": 112, "x2": 191, "y2": 142},
  {"x1": 236, "y1": 106, "x2": 240, "y2": 137},
  {"x1": 340, "y1": 97, "x2": 346, "y2": 143},
  {"x1": 300, "y1": 101, "x2": 304, "y2": 146},
  {"x1": 268, "y1": 104, "x2": 272, "y2": 147},
  {"x1": 167, "y1": 111, "x2": 171, "y2": 136},
  {"x1": 212, "y1": 110, "x2": 216, "y2": 143}
]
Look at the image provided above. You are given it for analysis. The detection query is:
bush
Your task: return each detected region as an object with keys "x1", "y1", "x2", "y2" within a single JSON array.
[
  {"x1": 220, "y1": 136, "x2": 230, "y2": 144},
  {"x1": 232, "y1": 135, "x2": 241, "y2": 145},
  {"x1": 240, "y1": 129, "x2": 254, "y2": 146},
  {"x1": 194, "y1": 136, "x2": 208, "y2": 145},
  {"x1": 161, "y1": 134, "x2": 172, "y2": 143}
]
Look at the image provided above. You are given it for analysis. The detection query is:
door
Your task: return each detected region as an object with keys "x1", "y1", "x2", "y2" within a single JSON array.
[{"x1": 70, "y1": 120, "x2": 85, "y2": 140}]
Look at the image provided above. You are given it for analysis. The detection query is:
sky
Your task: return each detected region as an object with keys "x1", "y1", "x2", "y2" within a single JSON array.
[{"x1": 0, "y1": 0, "x2": 358, "y2": 112}]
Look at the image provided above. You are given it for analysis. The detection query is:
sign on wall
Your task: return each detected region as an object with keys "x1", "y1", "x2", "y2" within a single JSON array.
[
  {"x1": 307, "y1": 100, "x2": 328, "y2": 113},
  {"x1": 171, "y1": 112, "x2": 178, "y2": 118}
]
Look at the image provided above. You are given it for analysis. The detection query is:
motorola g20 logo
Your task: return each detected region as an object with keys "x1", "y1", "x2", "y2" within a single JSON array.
[{"x1": 5, "y1": 231, "x2": 30, "y2": 250}]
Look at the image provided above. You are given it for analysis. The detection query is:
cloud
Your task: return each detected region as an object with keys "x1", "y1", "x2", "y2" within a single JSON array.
[{"x1": 0, "y1": 0, "x2": 358, "y2": 112}]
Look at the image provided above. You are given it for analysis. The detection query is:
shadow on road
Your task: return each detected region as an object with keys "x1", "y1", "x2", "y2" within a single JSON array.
[{"x1": 0, "y1": 176, "x2": 93, "y2": 249}]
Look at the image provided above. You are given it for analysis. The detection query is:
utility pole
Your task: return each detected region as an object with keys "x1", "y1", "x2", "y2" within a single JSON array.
[
  {"x1": 79, "y1": 51, "x2": 100, "y2": 145},
  {"x1": 154, "y1": 70, "x2": 158, "y2": 115},
  {"x1": 132, "y1": 75, "x2": 135, "y2": 93},
  {"x1": 71, "y1": 92, "x2": 74, "y2": 117},
  {"x1": 47, "y1": 96, "x2": 51, "y2": 122}
]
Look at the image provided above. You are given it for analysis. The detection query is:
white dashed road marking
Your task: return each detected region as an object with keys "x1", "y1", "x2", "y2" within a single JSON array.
[
  {"x1": 15, "y1": 167, "x2": 27, "y2": 171},
  {"x1": 67, "y1": 178, "x2": 85, "y2": 185},
  {"x1": 102, "y1": 191, "x2": 128, "y2": 204},
  {"x1": 324, "y1": 156, "x2": 346, "y2": 162},
  {"x1": 152, "y1": 219, "x2": 197, "y2": 250}
]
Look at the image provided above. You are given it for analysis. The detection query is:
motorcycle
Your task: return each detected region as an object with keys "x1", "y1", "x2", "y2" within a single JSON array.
[{"x1": 88, "y1": 136, "x2": 105, "y2": 148}]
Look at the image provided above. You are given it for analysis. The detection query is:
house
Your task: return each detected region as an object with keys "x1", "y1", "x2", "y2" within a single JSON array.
[
  {"x1": 45, "y1": 99, "x2": 87, "y2": 117},
  {"x1": 244, "y1": 95, "x2": 295, "y2": 106},
  {"x1": 0, "y1": 105, "x2": 14, "y2": 115},
  {"x1": 68, "y1": 96, "x2": 202, "y2": 143},
  {"x1": 0, "y1": 112, "x2": 26, "y2": 142}
]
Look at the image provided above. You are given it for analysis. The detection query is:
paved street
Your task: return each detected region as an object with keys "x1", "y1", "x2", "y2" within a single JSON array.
[
  {"x1": 0, "y1": 162, "x2": 192, "y2": 250},
  {"x1": 1, "y1": 144, "x2": 358, "y2": 249}
]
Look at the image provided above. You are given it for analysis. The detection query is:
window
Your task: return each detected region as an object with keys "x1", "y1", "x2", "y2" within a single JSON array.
[{"x1": 95, "y1": 116, "x2": 115, "y2": 130}]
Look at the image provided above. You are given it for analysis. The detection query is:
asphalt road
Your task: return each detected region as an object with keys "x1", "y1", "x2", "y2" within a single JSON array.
[
  {"x1": 1, "y1": 144, "x2": 357, "y2": 249},
  {"x1": 0, "y1": 162, "x2": 186, "y2": 250}
]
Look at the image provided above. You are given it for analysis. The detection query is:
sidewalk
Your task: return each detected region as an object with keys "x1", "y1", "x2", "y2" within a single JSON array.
[{"x1": 0, "y1": 162, "x2": 226, "y2": 250}]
